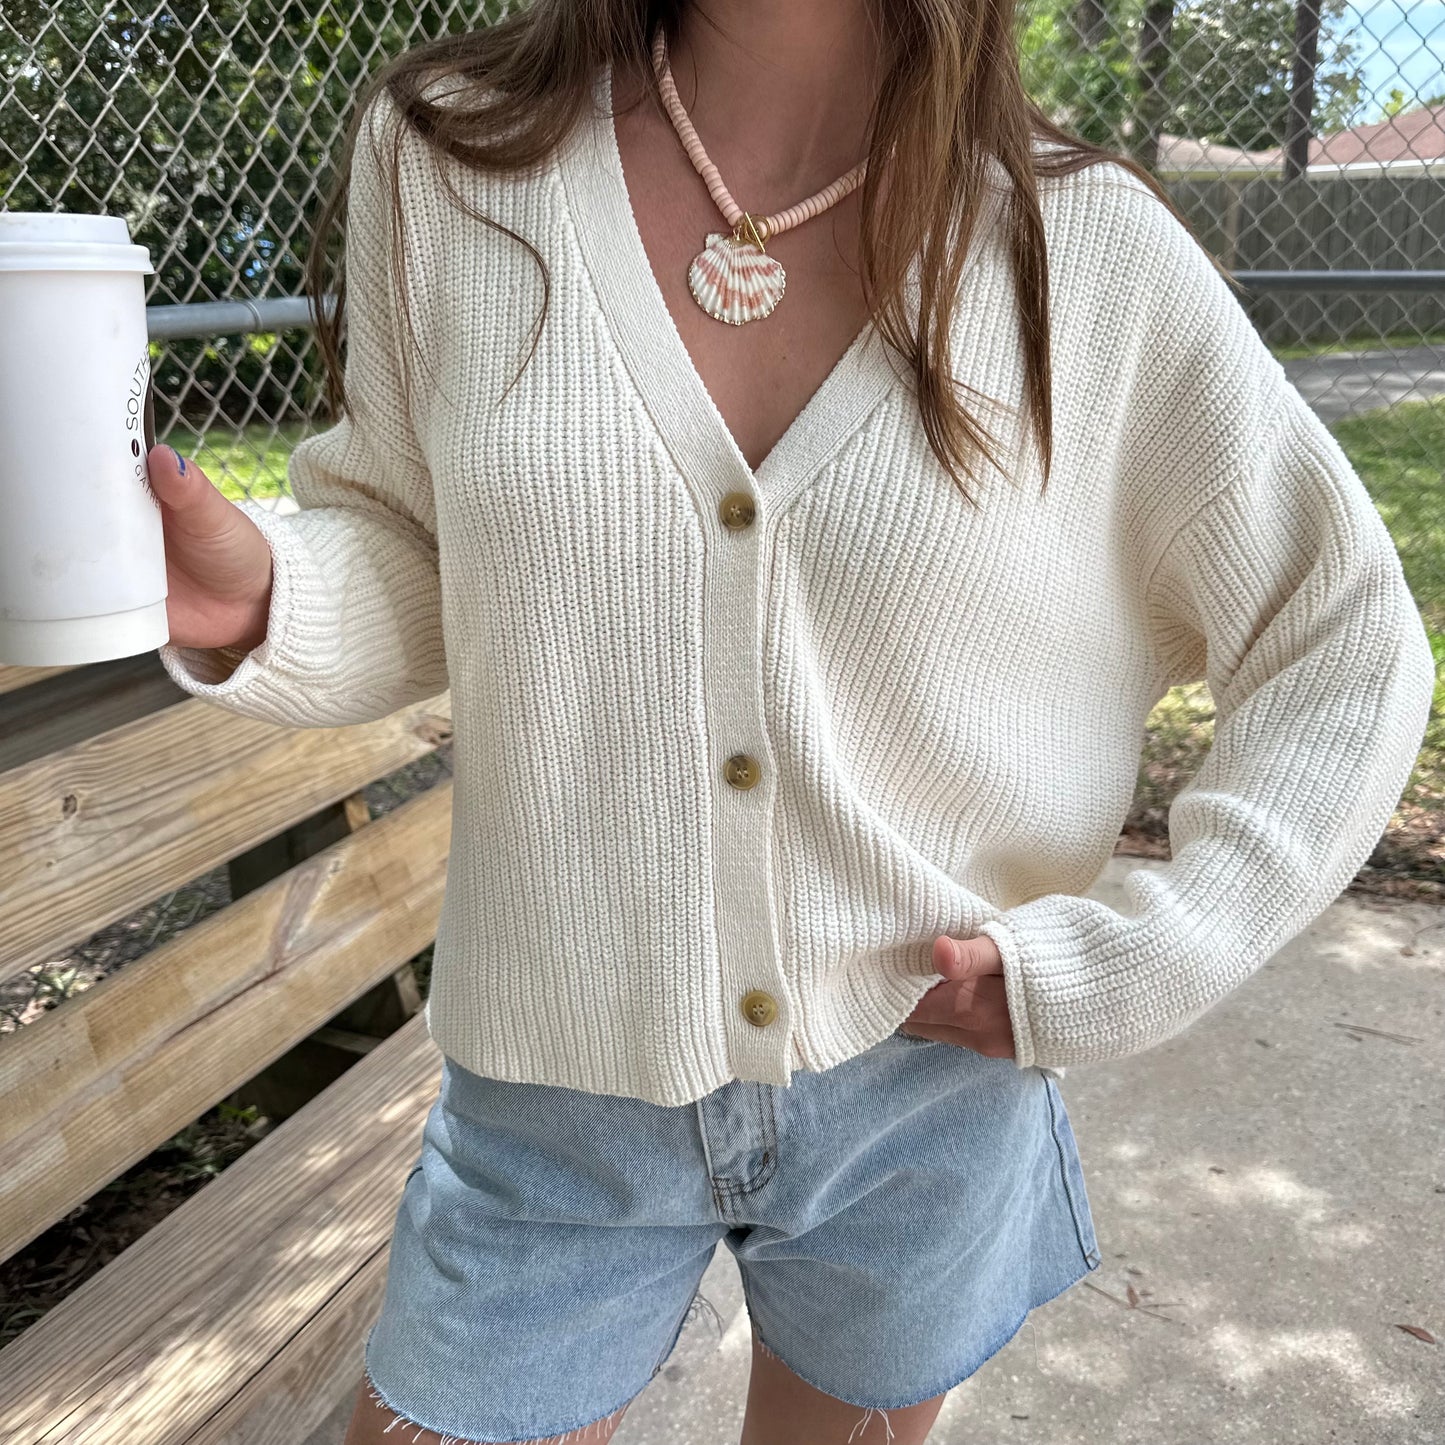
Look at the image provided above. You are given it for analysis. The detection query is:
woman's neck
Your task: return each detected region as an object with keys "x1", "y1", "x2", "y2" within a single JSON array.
[{"x1": 663, "y1": 0, "x2": 882, "y2": 194}]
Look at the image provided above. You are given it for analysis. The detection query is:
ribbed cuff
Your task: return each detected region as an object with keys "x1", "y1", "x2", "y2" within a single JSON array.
[
  {"x1": 157, "y1": 498, "x2": 323, "y2": 704},
  {"x1": 975, "y1": 913, "x2": 1040, "y2": 1071}
]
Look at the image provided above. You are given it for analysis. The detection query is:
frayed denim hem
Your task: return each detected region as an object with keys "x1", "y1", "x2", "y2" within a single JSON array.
[
  {"x1": 359, "y1": 1289, "x2": 725, "y2": 1444},
  {"x1": 363, "y1": 1325, "x2": 658, "y2": 1445},
  {"x1": 747, "y1": 1254, "x2": 1100, "y2": 1417},
  {"x1": 361, "y1": 1357, "x2": 646, "y2": 1445}
]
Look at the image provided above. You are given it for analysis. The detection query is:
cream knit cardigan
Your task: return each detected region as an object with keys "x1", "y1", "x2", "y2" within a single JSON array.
[{"x1": 160, "y1": 68, "x2": 1437, "y2": 1106}]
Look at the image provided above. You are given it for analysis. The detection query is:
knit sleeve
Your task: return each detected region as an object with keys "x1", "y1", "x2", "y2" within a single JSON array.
[
  {"x1": 976, "y1": 313, "x2": 1436, "y2": 1073},
  {"x1": 157, "y1": 89, "x2": 448, "y2": 727}
]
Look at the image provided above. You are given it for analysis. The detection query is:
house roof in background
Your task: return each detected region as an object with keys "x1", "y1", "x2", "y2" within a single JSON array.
[
  {"x1": 1305, "y1": 102, "x2": 1445, "y2": 164},
  {"x1": 1154, "y1": 133, "x2": 1283, "y2": 173},
  {"x1": 1148, "y1": 104, "x2": 1445, "y2": 175}
]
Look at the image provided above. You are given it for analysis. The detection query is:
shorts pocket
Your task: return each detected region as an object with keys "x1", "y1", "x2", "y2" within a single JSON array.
[{"x1": 888, "y1": 1024, "x2": 936, "y2": 1047}]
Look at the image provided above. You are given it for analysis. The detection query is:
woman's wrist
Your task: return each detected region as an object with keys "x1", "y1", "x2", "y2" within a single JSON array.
[
  {"x1": 202, "y1": 595, "x2": 271, "y2": 678},
  {"x1": 228, "y1": 582, "x2": 274, "y2": 655}
]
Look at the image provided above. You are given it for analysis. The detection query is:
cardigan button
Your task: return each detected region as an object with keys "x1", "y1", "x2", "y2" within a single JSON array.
[
  {"x1": 718, "y1": 490, "x2": 757, "y2": 530},
  {"x1": 724, "y1": 753, "x2": 761, "y2": 789},
  {"x1": 740, "y1": 990, "x2": 778, "y2": 1027}
]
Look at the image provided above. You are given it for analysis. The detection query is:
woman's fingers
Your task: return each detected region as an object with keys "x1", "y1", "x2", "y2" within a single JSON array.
[
  {"x1": 907, "y1": 936, "x2": 1016, "y2": 1058},
  {"x1": 933, "y1": 932, "x2": 1003, "y2": 978},
  {"x1": 927, "y1": 972, "x2": 1009, "y2": 1030},
  {"x1": 146, "y1": 445, "x2": 231, "y2": 537},
  {"x1": 146, "y1": 444, "x2": 275, "y2": 646},
  {"x1": 145, "y1": 443, "x2": 192, "y2": 500},
  {"x1": 903, "y1": 1017, "x2": 1015, "y2": 1058}
]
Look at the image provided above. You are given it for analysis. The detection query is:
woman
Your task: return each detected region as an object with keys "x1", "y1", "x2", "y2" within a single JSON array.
[{"x1": 147, "y1": 0, "x2": 1436, "y2": 1441}]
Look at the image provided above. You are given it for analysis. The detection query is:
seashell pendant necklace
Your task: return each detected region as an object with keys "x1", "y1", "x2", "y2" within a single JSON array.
[{"x1": 650, "y1": 27, "x2": 869, "y2": 326}]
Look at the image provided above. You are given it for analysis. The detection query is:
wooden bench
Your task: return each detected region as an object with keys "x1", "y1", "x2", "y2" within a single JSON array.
[{"x1": 0, "y1": 651, "x2": 455, "y2": 1442}]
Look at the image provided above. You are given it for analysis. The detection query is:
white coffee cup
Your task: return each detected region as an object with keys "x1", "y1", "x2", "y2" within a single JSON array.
[{"x1": 0, "y1": 212, "x2": 169, "y2": 666}]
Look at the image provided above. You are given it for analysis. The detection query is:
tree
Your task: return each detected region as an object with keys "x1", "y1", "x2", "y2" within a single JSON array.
[
  {"x1": 1167, "y1": 0, "x2": 1362, "y2": 151},
  {"x1": 1017, "y1": 0, "x2": 1363, "y2": 156},
  {"x1": 1382, "y1": 87, "x2": 1445, "y2": 118},
  {"x1": 0, "y1": 0, "x2": 503, "y2": 421},
  {"x1": 1130, "y1": 0, "x2": 1178, "y2": 168},
  {"x1": 1019, "y1": 0, "x2": 1143, "y2": 146}
]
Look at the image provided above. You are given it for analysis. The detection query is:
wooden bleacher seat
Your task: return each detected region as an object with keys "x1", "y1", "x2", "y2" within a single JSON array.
[{"x1": 0, "y1": 655, "x2": 454, "y2": 1442}]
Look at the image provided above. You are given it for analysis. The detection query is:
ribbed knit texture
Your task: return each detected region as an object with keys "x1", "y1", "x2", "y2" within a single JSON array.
[{"x1": 159, "y1": 67, "x2": 1437, "y2": 1105}]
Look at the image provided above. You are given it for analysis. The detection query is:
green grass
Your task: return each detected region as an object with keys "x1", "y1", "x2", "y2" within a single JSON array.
[
  {"x1": 1269, "y1": 328, "x2": 1445, "y2": 361},
  {"x1": 1331, "y1": 396, "x2": 1445, "y2": 820},
  {"x1": 157, "y1": 421, "x2": 313, "y2": 503},
  {"x1": 1138, "y1": 395, "x2": 1444, "y2": 870},
  {"x1": 1331, "y1": 396, "x2": 1445, "y2": 642}
]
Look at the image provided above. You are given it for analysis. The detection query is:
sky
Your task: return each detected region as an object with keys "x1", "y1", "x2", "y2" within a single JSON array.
[{"x1": 1340, "y1": 0, "x2": 1445, "y2": 118}]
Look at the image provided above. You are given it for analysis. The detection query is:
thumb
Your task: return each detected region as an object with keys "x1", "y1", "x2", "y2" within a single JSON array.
[
  {"x1": 146, "y1": 444, "x2": 234, "y2": 537},
  {"x1": 932, "y1": 932, "x2": 1003, "y2": 978}
]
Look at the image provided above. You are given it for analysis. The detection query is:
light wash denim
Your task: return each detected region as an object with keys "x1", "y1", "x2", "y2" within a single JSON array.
[{"x1": 363, "y1": 1026, "x2": 1101, "y2": 1443}]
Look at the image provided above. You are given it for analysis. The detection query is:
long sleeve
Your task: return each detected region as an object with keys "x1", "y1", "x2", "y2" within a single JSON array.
[
  {"x1": 977, "y1": 190, "x2": 1437, "y2": 1071},
  {"x1": 157, "y1": 90, "x2": 448, "y2": 727}
]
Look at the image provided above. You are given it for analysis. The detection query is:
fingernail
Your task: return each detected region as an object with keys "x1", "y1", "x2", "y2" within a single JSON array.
[{"x1": 169, "y1": 445, "x2": 186, "y2": 475}]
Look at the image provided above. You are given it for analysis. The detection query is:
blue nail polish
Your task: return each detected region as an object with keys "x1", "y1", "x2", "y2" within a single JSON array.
[{"x1": 170, "y1": 445, "x2": 186, "y2": 475}]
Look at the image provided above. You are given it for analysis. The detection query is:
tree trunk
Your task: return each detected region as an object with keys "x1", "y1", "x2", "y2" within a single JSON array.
[
  {"x1": 1131, "y1": 0, "x2": 1177, "y2": 170},
  {"x1": 1283, "y1": 0, "x2": 1323, "y2": 183},
  {"x1": 1072, "y1": 0, "x2": 1111, "y2": 50}
]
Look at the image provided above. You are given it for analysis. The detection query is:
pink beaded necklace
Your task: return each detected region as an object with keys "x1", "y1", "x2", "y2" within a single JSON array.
[{"x1": 650, "y1": 26, "x2": 869, "y2": 325}]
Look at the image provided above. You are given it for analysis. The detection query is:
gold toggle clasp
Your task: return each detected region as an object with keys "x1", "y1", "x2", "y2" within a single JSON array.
[{"x1": 734, "y1": 211, "x2": 769, "y2": 252}]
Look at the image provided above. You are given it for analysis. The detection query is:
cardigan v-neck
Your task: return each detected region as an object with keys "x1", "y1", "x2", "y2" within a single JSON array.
[
  {"x1": 158, "y1": 82, "x2": 1436, "y2": 1106},
  {"x1": 557, "y1": 59, "x2": 1004, "y2": 507}
]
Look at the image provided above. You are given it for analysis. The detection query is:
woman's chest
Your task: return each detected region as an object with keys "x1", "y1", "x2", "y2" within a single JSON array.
[
  {"x1": 415, "y1": 141, "x2": 1146, "y2": 637},
  {"x1": 611, "y1": 96, "x2": 877, "y2": 478}
]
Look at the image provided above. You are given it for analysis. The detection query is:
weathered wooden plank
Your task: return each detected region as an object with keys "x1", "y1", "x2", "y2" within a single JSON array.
[
  {"x1": 192, "y1": 1250, "x2": 389, "y2": 1445},
  {"x1": 0, "y1": 654, "x2": 182, "y2": 776},
  {"x1": 308, "y1": 1025, "x2": 388, "y2": 1056},
  {"x1": 0, "y1": 780, "x2": 451, "y2": 1260},
  {"x1": 228, "y1": 790, "x2": 370, "y2": 905},
  {"x1": 222, "y1": 788, "x2": 400, "y2": 1123},
  {"x1": 0, "y1": 664, "x2": 73, "y2": 697},
  {"x1": 0, "y1": 690, "x2": 451, "y2": 975},
  {"x1": 0, "y1": 1011, "x2": 442, "y2": 1445}
]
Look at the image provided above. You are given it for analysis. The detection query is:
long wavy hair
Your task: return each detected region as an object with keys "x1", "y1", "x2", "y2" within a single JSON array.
[{"x1": 302, "y1": 0, "x2": 1236, "y2": 504}]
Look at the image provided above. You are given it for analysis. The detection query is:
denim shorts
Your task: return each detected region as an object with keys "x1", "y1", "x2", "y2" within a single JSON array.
[{"x1": 363, "y1": 1027, "x2": 1101, "y2": 1443}]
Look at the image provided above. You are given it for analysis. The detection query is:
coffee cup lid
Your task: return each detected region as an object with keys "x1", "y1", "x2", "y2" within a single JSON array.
[{"x1": 0, "y1": 211, "x2": 153, "y2": 273}]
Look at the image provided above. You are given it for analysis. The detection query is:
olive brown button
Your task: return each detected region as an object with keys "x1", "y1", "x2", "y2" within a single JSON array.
[
  {"x1": 740, "y1": 990, "x2": 778, "y2": 1027},
  {"x1": 724, "y1": 753, "x2": 761, "y2": 789},
  {"x1": 718, "y1": 490, "x2": 757, "y2": 531}
]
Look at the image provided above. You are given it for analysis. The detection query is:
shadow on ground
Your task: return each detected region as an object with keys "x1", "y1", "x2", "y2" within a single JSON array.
[{"x1": 614, "y1": 857, "x2": 1445, "y2": 1445}]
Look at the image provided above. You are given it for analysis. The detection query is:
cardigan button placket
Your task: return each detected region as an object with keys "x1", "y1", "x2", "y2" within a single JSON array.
[{"x1": 707, "y1": 479, "x2": 793, "y2": 1084}]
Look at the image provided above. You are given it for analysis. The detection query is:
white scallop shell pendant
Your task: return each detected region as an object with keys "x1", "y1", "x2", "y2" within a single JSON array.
[{"x1": 688, "y1": 231, "x2": 786, "y2": 325}]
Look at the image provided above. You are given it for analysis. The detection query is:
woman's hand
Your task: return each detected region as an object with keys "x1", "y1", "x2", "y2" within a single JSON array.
[
  {"x1": 899, "y1": 934, "x2": 1016, "y2": 1059},
  {"x1": 147, "y1": 444, "x2": 274, "y2": 651}
]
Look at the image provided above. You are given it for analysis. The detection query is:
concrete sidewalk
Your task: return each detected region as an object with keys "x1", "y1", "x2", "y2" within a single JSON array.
[
  {"x1": 614, "y1": 855, "x2": 1444, "y2": 1445},
  {"x1": 313, "y1": 855, "x2": 1444, "y2": 1444}
]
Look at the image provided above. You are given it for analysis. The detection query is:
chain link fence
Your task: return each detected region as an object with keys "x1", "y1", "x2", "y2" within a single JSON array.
[
  {"x1": 2, "y1": 0, "x2": 1443, "y2": 1033},
  {"x1": 2, "y1": 0, "x2": 1439, "y2": 501},
  {"x1": 1, "y1": 0, "x2": 511, "y2": 499}
]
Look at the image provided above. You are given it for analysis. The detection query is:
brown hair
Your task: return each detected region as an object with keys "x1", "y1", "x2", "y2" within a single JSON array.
[{"x1": 303, "y1": 0, "x2": 1238, "y2": 505}]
